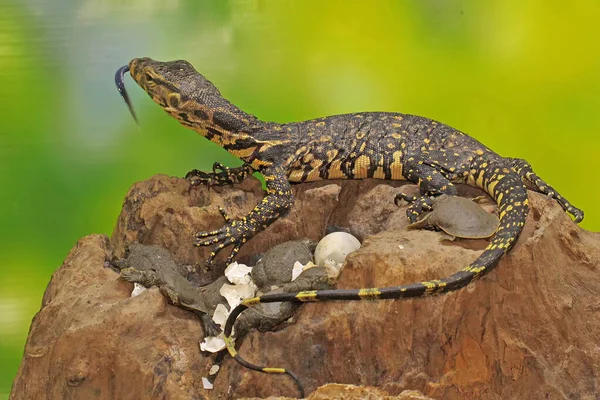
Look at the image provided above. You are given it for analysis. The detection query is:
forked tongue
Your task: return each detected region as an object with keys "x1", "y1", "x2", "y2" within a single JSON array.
[{"x1": 115, "y1": 65, "x2": 139, "y2": 125}]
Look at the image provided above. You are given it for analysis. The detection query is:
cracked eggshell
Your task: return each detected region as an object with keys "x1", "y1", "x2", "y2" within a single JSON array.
[
  {"x1": 202, "y1": 377, "x2": 213, "y2": 389},
  {"x1": 224, "y1": 262, "x2": 253, "y2": 285},
  {"x1": 315, "y1": 232, "x2": 361, "y2": 267},
  {"x1": 291, "y1": 261, "x2": 304, "y2": 281},
  {"x1": 219, "y1": 281, "x2": 257, "y2": 309},
  {"x1": 323, "y1": 259, "x2": 343, "y2": 279},
  {"x1": 212, "y1": 303, "x2": 230, "y2": 327},
  {"x1": 200, "y1": 335, "x2": 226, "y2": 353},
  {"x1": 292, "y1": 260, "x2": 318, "y2": 281},
  {"x1": 131, "y1": 283, "x2": 146, "y2": 297},
  {"x1": 209, "y1": 364, "x2": 220, "y2": 375}
]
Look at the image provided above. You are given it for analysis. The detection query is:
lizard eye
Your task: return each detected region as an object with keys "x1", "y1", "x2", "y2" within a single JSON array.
[
  {"x1": 168, "y1": 94, "x2": 180, "y2": 108},
  {"x1": 145, "y1": 73, "x2": 153, "y2": 82}
]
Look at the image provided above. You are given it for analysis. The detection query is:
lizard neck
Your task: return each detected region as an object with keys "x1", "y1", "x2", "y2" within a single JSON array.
[
  {"x1": 171, "y1": 94, "x2": 267, "y2": 160},
  {"x1": 168, "y1": 92, "x2": 293, "y2": 170}
]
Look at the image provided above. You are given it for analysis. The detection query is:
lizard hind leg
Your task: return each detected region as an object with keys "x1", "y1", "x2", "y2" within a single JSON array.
[{"x1": 508, "y1": 157, "x2": 584, "y2": 222}]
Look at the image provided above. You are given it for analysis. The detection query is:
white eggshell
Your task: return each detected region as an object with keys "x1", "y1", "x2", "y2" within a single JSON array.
[
  {"x1": 219, "y1": 281, "x2": 257, "y2": 309},
  {"x1": 315, "y1": 232, "x2": 361, "y2": 267},
  {"x1": 131, "y1": 283, "x2": 146, "y2": 297},
  {"x1": 202, "y1": 377, "x2": 214, "y2": 389},
  {"x1": 200, "y1": 335, "x2": 226, "y2": 352},
  {"x1": 291, "y1": 261, "x2": 304, "y2": 281},
  {"x1": 224, "y1": 262, "x2": 253, "y2": 285},
  {"x1": 212, "y1": 303, "x2": 230, "y2": 327}
]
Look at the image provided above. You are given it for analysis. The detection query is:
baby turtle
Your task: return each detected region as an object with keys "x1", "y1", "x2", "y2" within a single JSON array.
[{"x1": 408, "y1": 195, "x2": 500, "y2": 239}]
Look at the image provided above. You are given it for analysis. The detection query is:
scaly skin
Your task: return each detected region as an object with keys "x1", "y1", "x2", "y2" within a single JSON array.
[{"x1": 119, "y1": 57, "x2": 584, "y2": 396}]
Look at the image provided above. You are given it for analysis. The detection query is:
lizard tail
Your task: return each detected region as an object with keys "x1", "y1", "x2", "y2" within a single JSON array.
[
  {"x1": 223, "y1": 170, "x2": 529, "y2": 397},
  {"x1": 223, "y1": 308, "x2": 305, "y2": 398}
]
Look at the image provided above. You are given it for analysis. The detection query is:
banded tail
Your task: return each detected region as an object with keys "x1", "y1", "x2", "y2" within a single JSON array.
[{"x1": 223, "y1": 169, "x2": 529, "y2": 397}]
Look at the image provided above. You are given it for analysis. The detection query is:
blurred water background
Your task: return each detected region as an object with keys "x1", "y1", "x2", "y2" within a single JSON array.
[{"x1": 1, "y1": 0, "x2": 599, "y2": 396}]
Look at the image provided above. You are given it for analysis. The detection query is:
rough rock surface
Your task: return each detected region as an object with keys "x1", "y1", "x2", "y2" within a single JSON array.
[
  {"x1": 244, "y1": 383, "x2": 435, "y2": 399},
  {"x1": 10, "y1": 174, "x2": 600, "y2": 400}
]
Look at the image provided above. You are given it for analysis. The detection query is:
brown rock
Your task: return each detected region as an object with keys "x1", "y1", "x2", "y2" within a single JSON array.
[
  {"x1": 9, "y1": 235, "x2": 208, "y2": 399},
  {"x1": 10, "y1": 175, "x2": 600, "y2": 400},
  {"x1": 304, "y1": 385, "x2": 434, "y2": 400},
  {"x1": 110, "y1": 175, "x2": 345, "y2": 282},
  {"x1": 241, "y1": 383, "x2": 434, "y2": 399}
]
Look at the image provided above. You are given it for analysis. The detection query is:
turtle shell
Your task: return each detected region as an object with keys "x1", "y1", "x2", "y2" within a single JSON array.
[{"x1": 427, "y1": 196, "x2": 499, "y2": 239}]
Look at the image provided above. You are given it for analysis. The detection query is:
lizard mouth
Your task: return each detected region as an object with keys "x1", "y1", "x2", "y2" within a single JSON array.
[{"x1": 115, "y1": 64, "x2": 139, "y2": 125}]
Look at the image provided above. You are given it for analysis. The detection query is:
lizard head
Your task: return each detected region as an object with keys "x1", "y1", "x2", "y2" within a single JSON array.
[{"x1": 116, "y1": 57, "x2": 222, "y2": 127}]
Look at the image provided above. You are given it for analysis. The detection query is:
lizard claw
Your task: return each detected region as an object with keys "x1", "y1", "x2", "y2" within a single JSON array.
[
  {"x1": 194, "y1": 205, "x2": 248, "y2": 266},
  {"x1": 394, "y1": 192, "x2": 417, "y2": 206},
  {"x1": 195, "y1": 227, "x2": 226, "y2": 239},
  {"x1": 401, "y1": 194, "x2": 435, "y2": 223},
  {"x1": 200, "y1": 313, "x2": 222, "y2": 337},
  {"x1": 195, "y1": 215, "x2": 249, "y2": 266},
  {"x1": 194, "y1": 206, "x2": 232, "y2": 242},
  {"x1": 194, "y1": 231, "x2": 243, "y2": 266},
  {"x1": 186, "y1": 162, "x2": 244, "y2": 187},
  {"x1": 186, "y1": 169, "x2": 219, "y2": 187}
]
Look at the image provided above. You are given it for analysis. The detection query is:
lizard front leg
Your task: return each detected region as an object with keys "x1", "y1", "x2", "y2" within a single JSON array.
[
  {"x1": 194, "y1": 166, "x2": 294, "y2": 266},
  {"x1": 186, "y1": 162, "x2": 254, "y2": 187},
  {"x1": 394, "y1": 160, "x2": 458, "y2": 223}
]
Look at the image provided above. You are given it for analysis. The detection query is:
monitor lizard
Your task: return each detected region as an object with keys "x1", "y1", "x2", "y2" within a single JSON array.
[{"x1": 115, "y1": 58, "x2": 584, "y2": 396}]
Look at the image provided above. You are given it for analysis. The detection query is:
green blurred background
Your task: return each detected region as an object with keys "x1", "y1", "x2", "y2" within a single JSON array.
[{"x1": 1, "y1": 0, "x2": 599, "y2": 396}]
